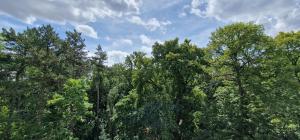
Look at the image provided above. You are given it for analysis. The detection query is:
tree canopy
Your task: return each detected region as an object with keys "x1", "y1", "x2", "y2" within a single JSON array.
[{"x1": 1, "y1": 23, "x2": 300, "y2": 139}]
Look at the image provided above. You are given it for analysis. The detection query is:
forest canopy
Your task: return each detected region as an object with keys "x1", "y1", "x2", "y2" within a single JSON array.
[{"x1": 1, "y1": 22, "x2": 300, "y2": 139}]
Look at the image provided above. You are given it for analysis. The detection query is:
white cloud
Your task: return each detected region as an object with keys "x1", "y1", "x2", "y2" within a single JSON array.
[
  {"x1": 139, "y1": 34, "x2": 153, "y2": 55},
  {"x1": 105, "y1": 36, "x2": 111, "y2": 41},
  {"x1": 106, "y1": 38, "x2": 133, "y2": 52},
  {"x1": 97, "y1": 38, "x2": 133, "y2": 66},
  {"x1": 25, "y1": 16, "x2": 37, "y2": 24},
  {"x1": 120, "y1": 39, "x2": 133, "y2": 45},
  {"x1": 178, "y1": 5, "x2": 190, "y2": 18},
  {"x1": 140, "y1": 46, "x2": 152, "y2": 56},
  {"x1": 139, "y1": 34, "x2": 160, "y2": 46},
  {"x1": 106, "y1": 50, "x2": 129, "y2": 66},
  {"x1": 139, "y1": 34, "x2": 152, "y2": 46},
  {"x1": 0, "y1": 0, "x2": 141, "y2": 24},
  {"x1": 139, "y1": 34, "x2": 161, "y2": 56},
  {"x1": 87, "y1": 51, "x2": 96, "y2": 58},
  {"x1": 112, "y1": 38, "x2": 133, "y2": 47},
  {"x1": 161, "y1": 0, "x2": 183, "y2": 9},
  {"x1": 0, "y1": 0, "x2": 143, "y2": 39},
  {"x1": 190, "y1": 0, "x2": 207, "y2": 17},
  {"x1": 128, "y1": 16, "x2": 171, "y2": 31},
  {"x1": 75, "y1": 24, "x2": 98, "y2": 39},
  {"x1": 178, "y1": 12, "x2": 187, "y2": 18},
  {"x1": 189, "y1": 0, "x2": 300, "y2": 34},
  {"x1": 0, "y1": 19, "x2": 25, "y2": 31},
  {"x1": 85, "y1": 48, "x2": 129, "y2": 66}
]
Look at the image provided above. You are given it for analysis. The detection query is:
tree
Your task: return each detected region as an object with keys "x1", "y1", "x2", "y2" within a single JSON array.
[
  {"x1": 207, "y1": 22, "x2": 274, "y2": 139},
  {"x1": 46, "y1": 79, "x2": 92, "y2": 139},
  {"x1": 65, "y1": 30, "x2": 88, "y2": 78},
  {"x1": 152, "y1": 39, "x2": 208, "y2": 139},
  {"x1": 0, "y1": 25, "x2": 91, "y2": 139},
  {"x1": 89, "y1": 44, "x2": 108, "y2": 139},
  {"x1": 275, "y1": 31, "x2": 300, "y2": 83},
  {"x1": 1, "y1": 22, "x2": 300, "y2": 140},
  {"x1": 262, "y1": 31, "x2": 300, "y2": 138}
]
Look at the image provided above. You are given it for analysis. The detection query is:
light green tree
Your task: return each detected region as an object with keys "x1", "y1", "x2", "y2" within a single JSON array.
[{"x1": 46, "y1": 79, "x2": 92, "y2": 139}]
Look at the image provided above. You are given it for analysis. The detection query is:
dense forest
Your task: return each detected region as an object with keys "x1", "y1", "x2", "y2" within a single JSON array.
[{"x1": 0, "y1": 22, "x2": 300, "y2": 139}]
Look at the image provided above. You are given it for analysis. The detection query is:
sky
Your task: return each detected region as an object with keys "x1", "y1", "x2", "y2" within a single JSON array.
[{"x1": 0, "y1": 0, "x2": 300, "y2": 65}]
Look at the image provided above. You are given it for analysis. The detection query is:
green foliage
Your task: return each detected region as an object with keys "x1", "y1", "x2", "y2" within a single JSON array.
[
  {"x1": 45, "y1": 79, "x2": 92, "y2": 139},
  {"x1": 1, "y1": 23, "x2": 300, "y2": 139}
]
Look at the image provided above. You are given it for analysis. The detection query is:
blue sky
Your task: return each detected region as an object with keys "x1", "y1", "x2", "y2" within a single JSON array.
[{"x1": 1, "y1": 0, "x2": 300, "y2": 65}]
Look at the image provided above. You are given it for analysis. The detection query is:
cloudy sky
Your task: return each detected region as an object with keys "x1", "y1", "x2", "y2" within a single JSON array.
[{"x1": 1, "y1": 0, "x2": 300, "y2": 65}]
